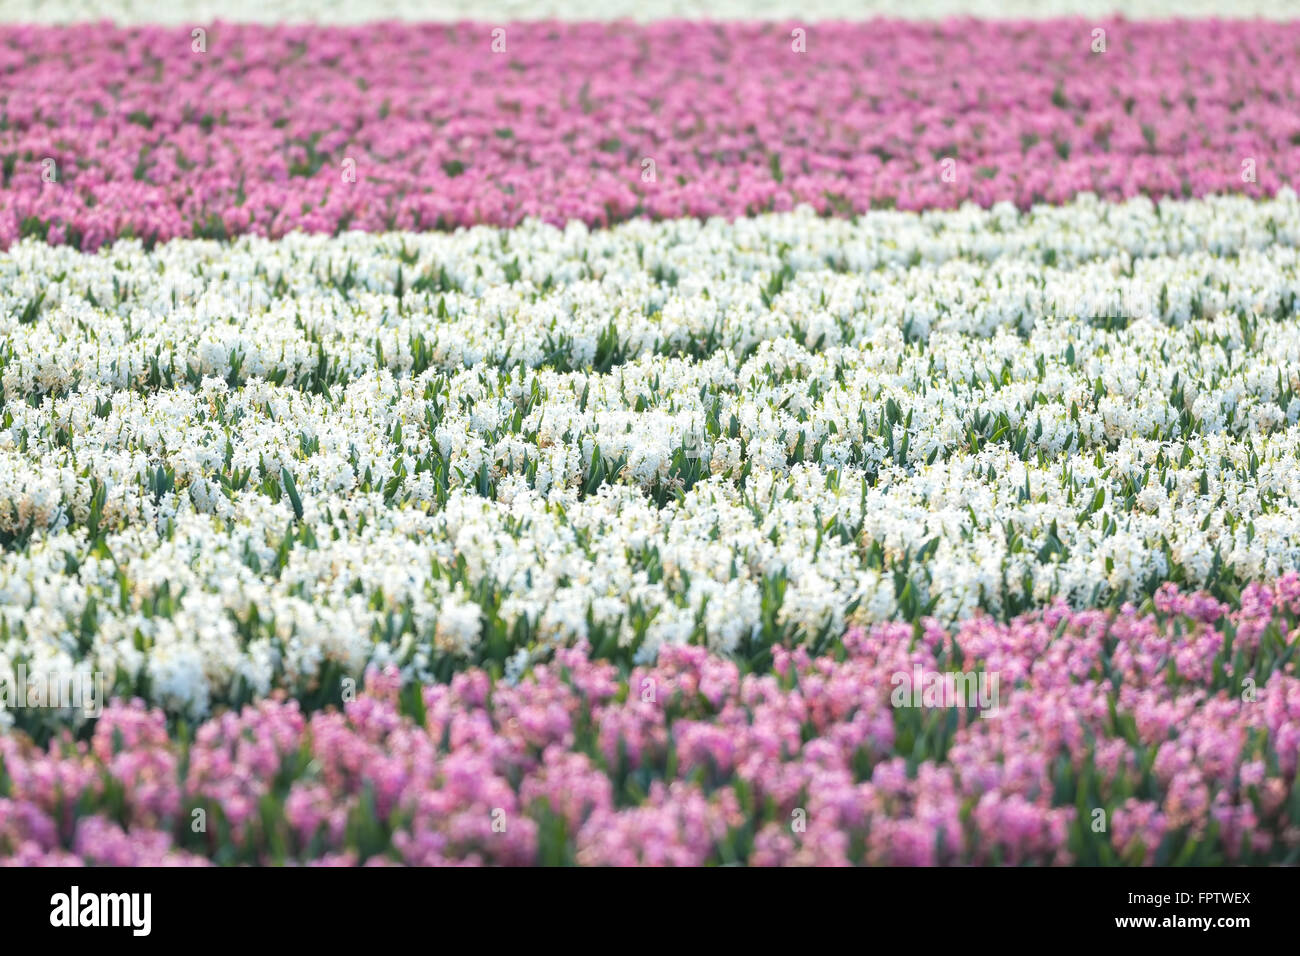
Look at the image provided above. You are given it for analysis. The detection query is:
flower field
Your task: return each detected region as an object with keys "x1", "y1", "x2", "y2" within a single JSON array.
[
  {"x1": 3, "y1": 18, "x2": 1300, "y2": 248},
  {"x1": 2, "y1": 0, "x2": 1300, "y2": 868},
  {"x1": 4, "y1": 586, "x2": 1300, "y2": 866}
]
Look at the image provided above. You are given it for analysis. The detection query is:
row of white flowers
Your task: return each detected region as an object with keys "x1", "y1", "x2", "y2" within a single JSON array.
[
  {"x1": 3, "y1": 191, "x2": 1300, "y2": 719},
  {"x1": 0, "y1": 0, "x2": 1286, "y2": 24}
]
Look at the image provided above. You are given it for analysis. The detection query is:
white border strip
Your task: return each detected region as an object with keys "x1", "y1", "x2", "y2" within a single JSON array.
[{"x1": 0, "y1": 1, "x2": 1295, "y2": 25}]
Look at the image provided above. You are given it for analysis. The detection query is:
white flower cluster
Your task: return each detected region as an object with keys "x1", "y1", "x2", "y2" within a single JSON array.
[
  {"x1": 0, "y1": 0, "x2": 1290, "y2": 24},
  {"x1": 4, "y1": 191, "x2": 1300, "y2": 717}
]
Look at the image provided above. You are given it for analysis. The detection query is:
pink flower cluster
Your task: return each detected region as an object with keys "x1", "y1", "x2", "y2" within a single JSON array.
[
  {"x1": 2, "y1": 18, "x2": 1298, "y2": 249},
  {"x1": 3, "y1": 576, "x2": 1299, "y2": 866}
]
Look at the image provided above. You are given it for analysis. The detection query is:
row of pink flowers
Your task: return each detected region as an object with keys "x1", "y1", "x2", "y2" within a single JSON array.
[
  {"x1": 2, "y1": 576, "x2": 1298, "y2": 865},
  {"x1": 1, "y1": 18, "x2": 1298, "y2": 248}
]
